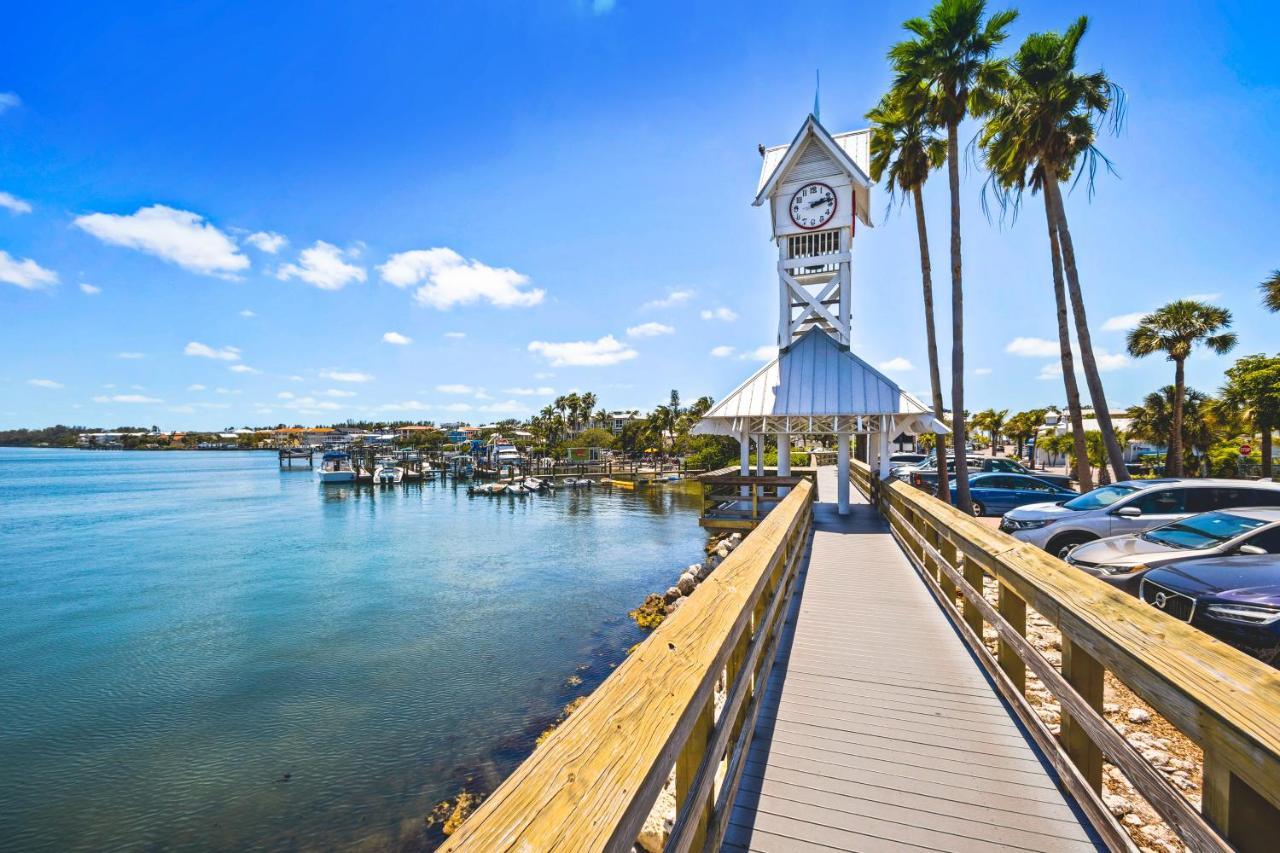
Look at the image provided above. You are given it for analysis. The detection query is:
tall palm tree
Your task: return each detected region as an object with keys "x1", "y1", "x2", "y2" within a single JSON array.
[
  {"x1": 867, "y1": 84, "x2": 950, "y2": 502},
  {"x1": 1128, "y1": 386, "x2": 1214, "y2": 474},
  {"x1": 890, "y1": 0, "x2": 1017, "y2": 513},
  {"x1": 1261, "y1": 270, "x2": 1280, "y2": 313},
  {"x1": 579, "y1": 392, "x2": 598, "y2": 427},
  {"x1": 977, "y1": 16, "x2": 1127, "y2": 484},
  {"x1": 1126, "y1": 300, "x2": 1237, "y2": 476},
  {"x1": 1220, "y1": 353, "x2": 1280, "y2": 479},
  {"x1": 970, "y1": 408, "x2": 1008, "y2": 455}
]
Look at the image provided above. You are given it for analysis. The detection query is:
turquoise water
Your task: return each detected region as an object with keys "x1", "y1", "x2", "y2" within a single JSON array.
[{"x1": 0, "y1": 449, "x2": 704, "y2": 850}]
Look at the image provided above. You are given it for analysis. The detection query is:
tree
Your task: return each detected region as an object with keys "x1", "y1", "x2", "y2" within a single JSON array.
[
  {"x1": 969, "y1": 408, "x2": 1008, "y2": 455},
  {"x1": 571, "y1": 428, "x2": 616, "y2": 450},
  {"x1": 1127, "y1": 386, "x2": 1215, "y2": 474},
  {"x1": 1126, "y1": 300, "x2": 1237, "y2": 476},
  {"x1": 1004, "y1": 408, "x2": 1046, "y2": 460},
  {"x1": 867, "y1": 83, "x2": 950, "y2": 502},
  {"x1": 1261, "y1": 270, "x2": 1280, "y2": 313},
  {"x1": 1219, "y1": 354, "x2": 1280, "y2": 478},
  {"x1": 890, "y1": 0, "x2": 1017, "y2": 514},
  {"x1": 977, "y1": 16, "x2": 1127, "y2": 485}
]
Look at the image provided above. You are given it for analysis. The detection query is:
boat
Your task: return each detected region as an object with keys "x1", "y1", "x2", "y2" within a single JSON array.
[
  {"x1": 523, "y1": 477, "x2": 551, "y2": 492},
  {"x1": 562, "y1": 477, "x2": 593, "y2": 488},
  {"x1": 318, "y1": 451, "x2": 356, "y2": 483},
  {"x1": 373, "y1": 457, "x2": 403, "y2": 484}
]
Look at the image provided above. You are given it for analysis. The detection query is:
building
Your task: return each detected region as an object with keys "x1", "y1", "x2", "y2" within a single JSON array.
[{"x1": 396, "y1": 425, "x2": 438, "y2": 441}]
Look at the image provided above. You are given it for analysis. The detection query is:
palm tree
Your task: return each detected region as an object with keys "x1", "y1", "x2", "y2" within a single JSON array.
[
  {"x1": 1128, "y1": 386, "x2": 1214, "y2": 474},
  {"x1": 1127, "y1": 300, "x2": 1237, "y2": 476},
  {"x1": 1220, "y1": 354, "x2": 1280, "y2": 478},
  {"x1": 889, "y1": 0, "x2": 1017, "y2": 513},
  {"x1": 977, "y1": 16, "x2": 1127, "y2": 484},
  {"x1": 1261, "y1": 270, "x2": 1280, "y2": 313},
  {"x1": 970, "y1": 408, "x2": 1008, "y2": 455},
  {"x1": 867, "y1": 84, "x2": 950, "y2": 502},
  {"x1": 579, "y1": 392, "x2": 598, "y2": 428}
]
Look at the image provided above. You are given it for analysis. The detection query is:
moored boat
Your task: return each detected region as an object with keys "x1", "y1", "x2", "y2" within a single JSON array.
[
  {"x1": 318, "y1": 451, "x2": 356, "y2": 483},
  {"x1": 373, "y1": 457, "x2": 403, "y2": 484}
]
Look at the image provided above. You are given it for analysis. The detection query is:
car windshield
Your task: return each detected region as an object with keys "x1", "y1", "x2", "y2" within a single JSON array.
[
  {"x1": 1062, "y1": 483, "x2": 1142, "y2": 511},
  {"x1": 1142, "y1": 512, "x2": 1267, "y2": 550}
]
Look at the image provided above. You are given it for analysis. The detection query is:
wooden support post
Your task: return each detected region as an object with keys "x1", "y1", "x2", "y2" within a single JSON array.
[
  {"x1": 997, "y1": 583, "x2": 1026, "y2": 693},
  {"x1": 1203, "y1": 743, "x2": 1280, "y2": 852},
  {"x1": 938, "y1": 534, "x2": 959, "y2": 610},
  {"x1": 1060, "y1": 637, "x2": 1105, "y2": 791},
  {"x1": 961, "y1": 553, "x2": 985, "y2": 639},
  {"x1": 675, "y1": 697, "x2": 714, "y2": 851}
]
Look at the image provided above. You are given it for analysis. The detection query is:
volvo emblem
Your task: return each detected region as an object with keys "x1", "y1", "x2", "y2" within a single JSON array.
[{"x1": 1154, "y1": 592, "x2": 1168, "y2": 608}]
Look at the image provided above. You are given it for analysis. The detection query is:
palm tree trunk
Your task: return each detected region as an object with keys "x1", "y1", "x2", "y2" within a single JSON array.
[
  {"x1": 1044, "y1": 179, "x2": 1130, "y2": 482},
  {"x1": 1044, "y1": 195, "x2": 1093, "y2": 491},
  {"x1": 946, "y1": 122, "x2": 972, "y2": 513},
  {"x1": 1170, "y1": 358, "x2": 1186, "y2": 477},
  {"x1": 912, "y1": 185, "x2": 950, "y2": 503}
]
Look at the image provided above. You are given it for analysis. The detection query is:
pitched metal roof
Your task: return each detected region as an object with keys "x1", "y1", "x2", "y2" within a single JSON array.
[{"x1": 754, "y1": 116, "x2": 873, "y2": 225}]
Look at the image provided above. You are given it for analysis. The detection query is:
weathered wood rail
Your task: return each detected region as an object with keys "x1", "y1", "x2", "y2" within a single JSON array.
[
  {"x1": 442, "y1": 479, "x2": 815, "y2": 852},
  {"x1": 851, "y1": 458, "x2": 1280, "y2": 852},
  {"x1": 697, "y1": 470, "x2": 816, "y2": 531}
]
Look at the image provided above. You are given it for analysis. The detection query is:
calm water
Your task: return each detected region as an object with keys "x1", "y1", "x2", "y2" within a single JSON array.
[{"x1": 0, "y1": 449, "x2": 704, "y2": 851}]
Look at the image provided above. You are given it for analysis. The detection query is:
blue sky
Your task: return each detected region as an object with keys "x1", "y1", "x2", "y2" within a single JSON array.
[{"x1": 2, "y1": 0, "x2": 1277, "y2": 430}]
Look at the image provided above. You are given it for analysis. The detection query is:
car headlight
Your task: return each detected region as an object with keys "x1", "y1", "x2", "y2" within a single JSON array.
[
  {"x1": 1004, "y1": 518, "x2": 1051, "y2": 530},
  {"x1": 1095, "y1": 563, "x2": 1147, "y2": 576},
  {"x1": 1205, "y1": 604, "x2": 1280, "y2": 625}
]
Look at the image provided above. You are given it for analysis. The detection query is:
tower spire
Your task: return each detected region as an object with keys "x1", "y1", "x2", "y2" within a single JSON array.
[{"x1": 813, "y1": 69, "x2": 821, "y2": 122}]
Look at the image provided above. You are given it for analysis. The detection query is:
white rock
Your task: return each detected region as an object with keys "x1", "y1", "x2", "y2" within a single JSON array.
[
  {"x1": 662, "y1": 586, "x2": 681, "y2": 604},
  {"x1": 729, "y1": 532, "x2": 743, "y2": 543},
  {"x1": 1127, "y1": 708, "x2": 1152, "y2": 724},
  {"x1": 1103, "y1": 702, "x2": 1120, "y2": 714},
  {"x1": 1103, "y1": 793, "x2": 1132, "y2": 817},
  {"x1": 704, "y1": 554, "x2": 722, "y2": 571},
  {"x1": 677, "y1": 573, "x2": 697, "y2": 595},
  {"x1": 1123, "y1": 813, "x2": 1144, "y2": 827}
]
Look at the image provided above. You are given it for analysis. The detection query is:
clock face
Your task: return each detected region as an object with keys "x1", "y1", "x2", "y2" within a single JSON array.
[{"x1": 789, "y1": 182, "x2": 837, "y2": 230}]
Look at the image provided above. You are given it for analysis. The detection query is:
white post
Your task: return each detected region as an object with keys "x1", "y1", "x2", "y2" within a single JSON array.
[
  {"x1": 837, "y1": 432, "x2": 850, "y2": 515},
  {"x1": 778, "y1": 432, "x2": 791, "y2": 497},
  {"x1": 879, "y1": 415, "x2": 892, "y2": 479},
  {"x1": 739, "y1": 426, "x2": 750, "y2": 498},
  {"x1": 755, "y1": 434, "x2": 765, "y2": 477}
]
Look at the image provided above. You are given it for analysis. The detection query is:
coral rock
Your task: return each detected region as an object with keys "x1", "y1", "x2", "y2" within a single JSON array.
[{"x1": 1127, "y1": 708, "x2": 1152, "y2": 724}]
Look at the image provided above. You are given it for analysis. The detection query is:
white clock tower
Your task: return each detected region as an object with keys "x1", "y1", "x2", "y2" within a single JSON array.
[{"x1": 752, "y1": 114, "x2": 874, "y2": 349}]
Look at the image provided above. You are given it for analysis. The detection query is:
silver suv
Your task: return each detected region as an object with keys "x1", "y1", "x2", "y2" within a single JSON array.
[{"x1": 1000, "y1": 478, "x2": 1280, "y2": 559}]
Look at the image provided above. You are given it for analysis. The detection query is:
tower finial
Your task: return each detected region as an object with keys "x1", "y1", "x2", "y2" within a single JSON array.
[{"x1": 813, "y1": 69, "x2": 821, "y2": 122}]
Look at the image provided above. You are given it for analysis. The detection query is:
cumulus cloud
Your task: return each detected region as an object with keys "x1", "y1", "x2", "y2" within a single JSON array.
[
  {"x1": 79, "y1": 283, "x2": 101, "y2": 295},
  {"x1": 0, "y1": 191, "x2": 32, "y2": 214},
  {"x1": 382, "y1": 331, "x2": 411, "y2": 345},
  {"x1": 0, "y1": 92, "x2": 20, "y2": 113},
  {"x1": 379, "y1": 247, "x2": 543, "y2": 309},
  {"x1": 245, "y1": 231, "x2": 287, "y2": 253},
  {"x1": 74, "y1": 205, "x2": 248, "y2": 278},
  {"x1": 1102, "y1": 312, "x2": 1147, "y2": 332},
  {"x1": 710, "y1": 345, "x2": 735, "y2": 358},
  {"x1": 626, "y1": 322, "x2": 674, "y2": 338},
  {"x1": 444, "y1": 331, "x2": 467, "y2": 339},
  {"x1": 276, "y1": 241, "x2": 366, "y2": 290},
  {"x1": 877, "y1": 357, "x2": 914, "y2": 372},
  {"x1": 503, "y1": 386, "x2": 556, "y2": 396},
  {"x1": 1184, "y1": 292, "x2": 1222, "y2": 303},
  {"x1": 1005, "y1": 337, "x2": 1060, "y2": 358},
  {"x1": 320, "y1": 369, "x2": 373, "y2": 383},
  {"x1": 973, "y1": 367, "x2": 993, "y2": 376},
  {"x1": 228, "y1": 364, "x2": 259, "y2": 374},
  {"x1": 700, "y1": 307, "x2": 738, "y2": 322},
  {"x1": 320, "y1": 388, "x2": 355, "y2": 397},
  {"x1": 1037, "y1": 349, "x2": 1131, "y2": 380},
  {"x1": 741, "y1": 345, "x2": 776, "y2": 362},
  {"x1": 184, "y1": 341, "x2": 241, "y2": 361},
  {"x1": 643, "y1": 289, "x2": 694, "y2": 309},
  {"x1": 436, "y1": 383, "x2": 474, "y2": 394},
  {"x1": 116, "y1": 352, "x2": 146, "y2": 359},
  {"x1": 92, "y1": 394, "x2": 161, "y2": 404},
  {"x1": 527, "y1": 335, "x2": 638, "y2": 367},
  {"x1": 481, "y1": 400, "x2": 528, "y2": 414},
  {"x1": 0, "y1": 249, "x2": 58, "y2": 289},
  {"x1": 278, "y1": 395, "x2": 343, "y2": 412},
  {"x1": 239, "y1": 309, "x2": 256, "y2": 317},
  {"x1": 28, "y1": 378, "x2": 63, "y2": 389},
  {"x1": 187, "y1": 384, "x2": 206, "y2": 391}
]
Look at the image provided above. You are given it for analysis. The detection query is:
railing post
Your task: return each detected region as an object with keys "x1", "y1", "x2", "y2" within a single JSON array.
[
  {"x1": 1060, "y1": 637, "x2": 1104, "y2": 791},
  {"x1": 1203, "y1": 742, "x2": 1280, "y2": 852},
  {"x1": 961, "y1": 552, "x2": 984, "y2": 639},
  {"x1": 938, "y1": 533, "x2": 959, "y2": 609},
  {"x1": 997, "y1": 583, "x2": 1026, "y2": 693},
  {"x1": 676, "y1": 696, "x2": 714, "y2": 850}
]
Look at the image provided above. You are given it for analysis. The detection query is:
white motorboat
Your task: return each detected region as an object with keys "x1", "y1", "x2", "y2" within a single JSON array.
[
  {"x1": 318, "y1": 451, "x2": 356, "y2": 483},
  {"x1": 373, "y1": 457, "x2": 403, "y2": 484}
]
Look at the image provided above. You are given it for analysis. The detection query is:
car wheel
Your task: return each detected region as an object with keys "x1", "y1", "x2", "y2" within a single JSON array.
[
  {"x1": 972, "y1": 501, "x2": 985, "y2": 517},
  {"x1": 1048, "y1": 533, "x2": 1095, "y2": 560}
]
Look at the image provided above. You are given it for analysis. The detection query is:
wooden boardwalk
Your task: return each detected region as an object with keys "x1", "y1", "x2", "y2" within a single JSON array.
[{"x1": 724, "y1": 468, "x2": 1103, "y2": 852}]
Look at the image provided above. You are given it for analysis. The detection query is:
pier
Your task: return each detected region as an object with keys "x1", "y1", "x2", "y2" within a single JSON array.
[
  {"x1": 443, "y1": 462, "x2": 1280, "y2": 852},
  {"x1": 277, "y1": 447, "x2": 313, "y2": 469}
]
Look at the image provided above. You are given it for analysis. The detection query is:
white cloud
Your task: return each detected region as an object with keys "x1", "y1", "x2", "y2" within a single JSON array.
[
  {"x1": 0, "y1": 92, "x2": 20, "y2": 113},
  {"x1": 643, "y1": 289, "x2": 694, "y2": 309},
  {"x1": 377, "y1": 400, "x2": 432, "y2": 413},
  {"x1": 444, "y1": 331, "x2": 467, "y2": 339},
  {"x1": 320, "y1": 369, "x2": 373, "y2": 383},
  {"x1": 0, "y1": 191, "x2": 32, "y2": 214},
  {"x1": 382, "y1": 331, "x2": 411, "y2": 345},
  {"x1": 527, "y1": 335, "x2": 638, "y2": 367},
  {"x1": 79, "y1": 283, "x2": 101, "y2": 295},
  {"x1": 92, "y1": 394, "x2": 161, "y2": 404},
  {"x1": 877, "y1": 357, "x2": 914, "y2": 372},
  {"x1": 184, "y1": 341, "x2": 241, "y2": 361},
  {"x1": 741, "y1": 345, "x2": 776, "y2": 362},
  {"x1": 239, "y1": 309, "x2": 256, "y2": 318},
  {"x1": 27, "y1": 378, "x2": 63, "y2": 389},
  {"x1": 503, "y1": 386, "x2": 556, "y2": 396},
  {"x1": 1037, "y1": 349, "x2": 1131, "y2": 380},
  {"x1": 1005, "y1": 336, "x2": 1060, "y2": 358},
  {"x1": 245, "y1": 231, "x2": 287, "y2": 254},
  {"x1": 626, "y1": 322, "x2": 675, "y2": 338},
  {"x1": 379, "y1": 247, "x2": 543, "y2": 309},
  {"x1": 481, "y1": 399, "x2": 528, "y2": 414},
  {"x1": 215, "y1": 387, "x2": 240, "y2": 395},
  {"x1": 321, "y1": 389, "x2": 355, "y2": 397},
  {"x1": 1184, "y1": 292, "x2": 1222, "y2": 303},
  {"x1": 74, "y1": 204, "x2": 248, "y2": 278},
  {"x1": 710, "y1": 345, "x2": 736, "y2": 358},
  {"x1": 278, "y1": 395, "x2": 342, "y2": 412},
  {"x1": 277, "y1": 391, "x2": 295, "y2": 399},
  {"x1": 186, "y1": 384, "x2": 206, "y2": 391},
  {"x1": 1102, "y1": 312, "x2": 1147, "y2": 332},
  {"x1": 228, "y1": 364, "x2": 259, "y2": 374},
  {"x1": 276, "y1": 241, "x2": 366, "y2": 290},
  {"x1": 116, "y1": 352, "x2": 146, "y2": 360},
  {"x1": 700, "y1": 307, "x2": 738, "y2": 322},
  {"x1": 436, "y1": 383, "x2": 475, "y2": 394},
  {"x1": 0, "y1": 249, "x2": 58, "y2": 289},
  {"x1": 973, "y1": 367, "x2": 993, "y2": 376}
]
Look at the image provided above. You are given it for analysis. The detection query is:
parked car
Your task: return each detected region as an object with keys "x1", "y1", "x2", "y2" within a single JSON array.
[
  {"x1": 1000, "y1": 478, "x2": 1280, "y2": 559},
  {"x1": 907, "y1": 456, "x2": 1072, "y2": 491},
  {"x1": 951, "y1": 473, "x2": 1077, "y2": 517},
  {"x1": 1139, "y1": 555, "x2": 1280, "y2": 666},
  {"x1": 1064, "y1": 508, "x2": 1280, "y2": 593}
]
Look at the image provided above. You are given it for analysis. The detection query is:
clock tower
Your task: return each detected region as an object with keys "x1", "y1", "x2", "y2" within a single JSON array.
[{"x1": 753, "y1": 114, "x2": 873, "y2": 349}]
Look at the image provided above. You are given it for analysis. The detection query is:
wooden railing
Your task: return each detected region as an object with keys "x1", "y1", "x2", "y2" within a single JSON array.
[
  {"x1": 442, "y1": 479, "x2": 814, "y2": 851},
  {"x1": 697, "y1": 471, "x2": 814, "y2": 530},
  {"x1": 851, "y1": 459, "x2": 1280, "y2": 852}
]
